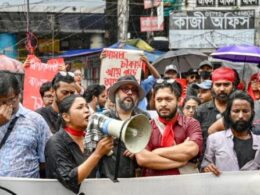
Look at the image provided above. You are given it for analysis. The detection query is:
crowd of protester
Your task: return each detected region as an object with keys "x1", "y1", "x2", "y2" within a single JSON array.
[{"x1": 0, "y1": 55, "x2": 259, "y2": 194}]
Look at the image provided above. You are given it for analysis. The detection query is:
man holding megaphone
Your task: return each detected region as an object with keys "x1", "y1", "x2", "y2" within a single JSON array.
[
  {"x1": 136, "y1": 79, "x2": 203, "y2": 176},
  {"x1": 96, "y1": 75, "x2": 151, "y2": 179}
]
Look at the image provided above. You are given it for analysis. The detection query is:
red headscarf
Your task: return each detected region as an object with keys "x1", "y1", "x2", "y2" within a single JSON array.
[{"x1": 212, "y1": 67, "x2": 236, "y2": 83}]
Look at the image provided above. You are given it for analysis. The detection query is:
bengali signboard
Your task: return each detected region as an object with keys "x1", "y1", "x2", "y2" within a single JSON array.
[
  {"x1": 241, "y1": 0, "x2": 258, "y2": 6},
  {"x1": 169, "y1": 10, "x2": 255, "y2": 49},
  {"x1": 144, "y1": 0, "x2": 161, "y2": 9},
  {"x1": 218, "y1": 0, "x2": 237, "y2": 6},
  {"x1": 196, "y1": 0, "x2": 215, "y2": 7},
  {"x1": 23, "y1": 56, "x2": 61, "y2": 110},
  {"x1": 140, "y1": 16, "x2": 164, "y2": 32},
  {"x1": 100, "y1": 48, "x2": 144, "y2": 89}
]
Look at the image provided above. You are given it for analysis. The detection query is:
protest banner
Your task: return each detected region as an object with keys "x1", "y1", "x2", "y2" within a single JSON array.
[
  {"x1": 100, "y1": 48, "x2": 144, "y2": 89},
  {"x1": 1, "y1": 171, "x2": 260, "y2": 195},
  {"x1": 23, "y1": 56, "x2": 63, "y2": 110}
]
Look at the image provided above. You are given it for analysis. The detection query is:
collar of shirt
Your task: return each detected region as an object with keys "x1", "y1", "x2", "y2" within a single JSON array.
[
  {"x1": 206, "y1": 100, "x2": 215, "y2": 109},
  {"x1": 60, "y1": 128, "x2": 76, "y2": 144},
  {"x1": 225, "y1": 128, "x2": 260, "y2": 150}
]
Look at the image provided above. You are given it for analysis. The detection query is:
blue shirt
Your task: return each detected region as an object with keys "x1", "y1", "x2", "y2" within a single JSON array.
[
  {"x1": 138, "y1": 76, "x2": 156, "y2": 111},
  {"x1": 0, "y1": 104, "x2": 51, "y2": 178}
]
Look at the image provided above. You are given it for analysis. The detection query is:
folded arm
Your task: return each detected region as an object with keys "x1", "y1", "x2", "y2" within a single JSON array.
[
  {"x1": 152, "y1": 140, "x2": 199, "y2": 162},
  {"x1": 136, "y1": 149, "x2": 186, "y2": 170}
]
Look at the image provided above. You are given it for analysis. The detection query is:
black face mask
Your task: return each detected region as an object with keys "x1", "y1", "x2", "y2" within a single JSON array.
[{"x1": 199, "y1": 71, "x2": 211, "y2": 80}]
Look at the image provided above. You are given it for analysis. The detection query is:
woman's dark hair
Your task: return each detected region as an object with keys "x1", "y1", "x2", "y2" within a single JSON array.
[
  {"x1": 58, "y1": 94, "x2": 83, "y2": 127},
  {"x1": 39, "y1": 81, "x2": 52, "y2": 97},
  {"x1": 0, "y1": 70, "x2": 21, "y2": 96},
  {"x1": 223, "y1": 90, "x2": 255, "y2": 129},
  {"x1": 154, "y1": 80, "x2": 182, "y2": 99},
  {"x1": 183, "y1": 96, "x2": 201, "y2": 108},
  {"x1": 84, "y1": 84, "x2": 106, "y2": 103}
]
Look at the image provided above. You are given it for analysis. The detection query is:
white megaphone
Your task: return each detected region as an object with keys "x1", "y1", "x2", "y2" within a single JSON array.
[{"x1": 90, "y1": 113, "x2": 152, "y2": 153}]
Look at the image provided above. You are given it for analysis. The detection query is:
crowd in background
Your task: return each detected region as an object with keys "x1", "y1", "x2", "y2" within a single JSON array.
[{"x1": 0, "y1": 56, "x2": 259, "y2": 194}]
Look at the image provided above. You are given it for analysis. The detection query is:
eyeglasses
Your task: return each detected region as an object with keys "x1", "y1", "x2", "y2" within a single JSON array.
[
  {"x1": 120, "y1": 86, "x2": 138, "y2": 94},
  {"x1": 156, "y1": 79, "x2": 176, "y2": 84},
  {"x1": 0, "y1": 95, "x2": 17, "y2": 106},
  {"x1": 59, "y1": 71, "x2": 75, "y2": 77}
]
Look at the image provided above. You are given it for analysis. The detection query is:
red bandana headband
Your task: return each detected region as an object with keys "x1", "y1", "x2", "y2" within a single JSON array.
[{"x1": 212, "y1": 67, "x2": 236, "y2": 83}]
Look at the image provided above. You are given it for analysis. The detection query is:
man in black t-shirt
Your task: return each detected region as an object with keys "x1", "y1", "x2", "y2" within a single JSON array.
[
  {"x1": 201, "y1": 91, "x2": 260, "y2": 175},
  {"x1": 36, "y1": 72, "x2": 76, "y2": 133}
]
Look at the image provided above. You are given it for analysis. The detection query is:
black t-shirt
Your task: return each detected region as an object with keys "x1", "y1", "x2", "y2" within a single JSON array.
[
  {"x1": 194, "y1": 100, "x2": 221, "y2": 143},
  {"x1": 36, "y1": 106, "x2": 60, "y2": 134},
  {"x1": 233, "y1": 136, "x2": 256, "y2": 169}
]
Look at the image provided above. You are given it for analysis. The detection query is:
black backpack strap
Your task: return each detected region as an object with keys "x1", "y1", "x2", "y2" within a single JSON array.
[{"x1": 0, "y1": 117, "x2": 19, "y2": 150}]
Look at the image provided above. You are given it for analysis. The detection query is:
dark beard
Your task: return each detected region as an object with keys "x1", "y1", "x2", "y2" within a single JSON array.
[
  {"x1": 157, "y1": 107, "x2": 177, "y2": 120},
  {"x1": 212, "y1": 90, "x2": 230, "y2": 102},
  {"x1": 230, "y1": 120, "x2": 252, "y2": 132}
]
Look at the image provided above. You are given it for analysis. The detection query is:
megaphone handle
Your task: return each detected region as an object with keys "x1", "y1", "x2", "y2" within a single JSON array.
[{"x1": 113, "y1": 120, "x2": 128, "y2": 182}]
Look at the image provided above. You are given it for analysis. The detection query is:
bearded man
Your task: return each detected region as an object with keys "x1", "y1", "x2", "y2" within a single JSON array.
[
  {"x1": 194, "y1": 67, "x2": 236, "y2": 146},
  {"x1": 98, "y1": 75, "x2": 150, "y2": 178},
  {"x1": 37, "y1": 72, "x2": 76, "y2": 134},
  {"x1": 201, "y1": 91, "x2": 260, "y2": 175},
  {"x1": 136, "y1": 79, "x2": 202, "y2": 176}
]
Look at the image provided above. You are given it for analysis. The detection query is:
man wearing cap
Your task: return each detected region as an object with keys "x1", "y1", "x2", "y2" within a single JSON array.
[
  {"x1": 98, "y1": 75, "x2": 150, "y2": 178},
  {"x1": 164, "y1": 64, "x2": 178, "y2": 79},
  {"x1": 194, "y1": 80, "x2": 213, "y2": 104},
  {"x1": 194, "y1": 67, "x2": 236, "y2": 147},
  {"x1": 198, "y1": 60, "x2": 213, "y2": 82},
  {"x1": 185, "y1": 69, "x2": 200, "y2": 97}
]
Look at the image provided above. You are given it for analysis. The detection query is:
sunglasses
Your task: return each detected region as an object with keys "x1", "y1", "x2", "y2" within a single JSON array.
[
  {"x1": 156, "y1": 79, "x2": 176, "y2": 84},
  {"x1": 59, "y1": 71, "x2": 75, "y2": 77},
  {"x1": 120, "y1": 86, "x2": 138, "y2": 94},
  {"x1": 189, "y1": 75, "x2": 199, "y2": 79}
]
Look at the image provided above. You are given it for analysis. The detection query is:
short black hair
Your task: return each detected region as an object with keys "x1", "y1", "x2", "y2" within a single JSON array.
[
  {"x1": 223, "y1": 91, "x2": 255, "y2": 129},
  {"x1": 51, "y1": 72, "x2": 75, "y2": 90},
  {"x1": 84, "y1": 84, "x2": 106, "y2": 103},
  {"x1": 0, "y1": 70, "x2": 21, "y2": 96},
  {"x1": 39, "y1": 81, "x2": 52, "y2": 97},
  {"x1": 154, "y1": 80, "x2": 182, "y2": 99}
]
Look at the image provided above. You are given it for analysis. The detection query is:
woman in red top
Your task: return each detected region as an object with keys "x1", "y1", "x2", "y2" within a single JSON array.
[{"x1": 247, "y1": 73, "x2": 260, "y2": 100}]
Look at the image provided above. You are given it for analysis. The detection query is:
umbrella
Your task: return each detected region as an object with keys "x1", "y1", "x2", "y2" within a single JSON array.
[
  {"x1": 0, "y1": 54, "x2": 24, "y2": 73},
  {"x1": 210, "y1": 45, "x2": 260, "y2": 63},
  {"x1": 152, "y1": 50, "x2": 208, "y2": 74}
]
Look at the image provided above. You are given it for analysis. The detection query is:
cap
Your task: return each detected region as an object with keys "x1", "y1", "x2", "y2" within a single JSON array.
[
  {"x1": 198, "y1": 60, "x2": 213, "y2": 69},
  {"x1": 164, "y1": 64, "x2": 178, "y2": 74},
  {"x1": 194, "y1": 80, "x2": 212, "y2": 90}
]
